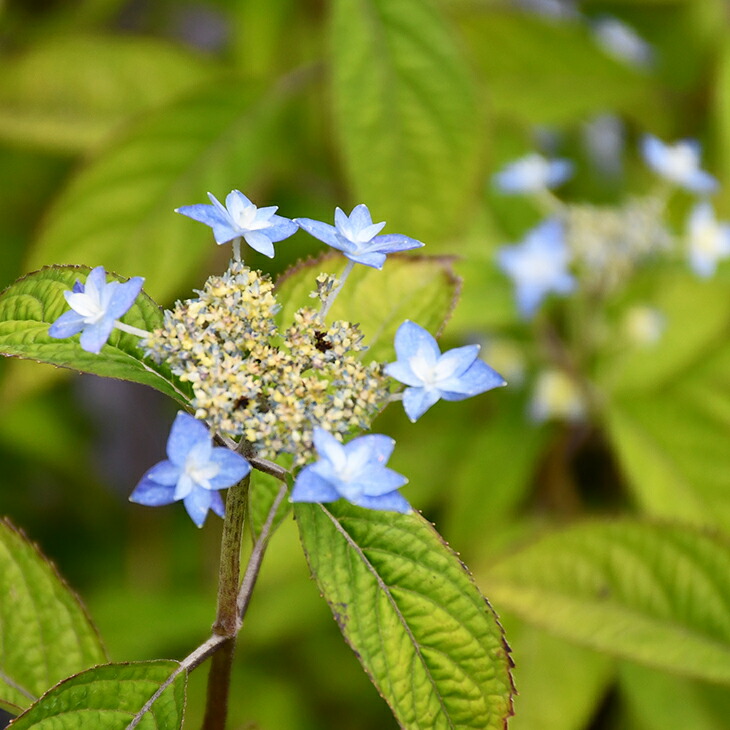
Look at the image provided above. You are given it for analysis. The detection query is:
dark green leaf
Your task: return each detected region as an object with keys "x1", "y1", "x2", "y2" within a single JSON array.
[{"x1": 0, "y1": 519, "x2": 106, "y2": 710}]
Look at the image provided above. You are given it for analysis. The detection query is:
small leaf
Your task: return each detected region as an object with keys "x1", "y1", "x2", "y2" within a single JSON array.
[
  {"x1": 0, "y1": 35, "x2": 215, "y2": 153},
  {"x1": 295, "y1": 501, "x2": 514, "y2": 729},
  {"x1": 9, "y1": 660, "x2": 186, "y2": 730},
  {"x1": 276, "y1": 254, "x2": 461, "y2": 364},
  {"x1": 330, "y1": 0, "x2": 483, "y2": 240},
  {"x1": 0, "y1": 519, "x2": 106, "y2": 710},
  {"x1": 485, "y1": 521, "x2": 730, "y2": 684},
  {"x1": 27, "y1": 77, "x2": 294, "y2": 302},
  {"x1": 0, "y1": 266, "x2": 191, "y2": 405}
]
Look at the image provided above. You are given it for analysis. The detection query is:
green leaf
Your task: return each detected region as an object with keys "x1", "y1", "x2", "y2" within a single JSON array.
[
  {"x1": 485, "y1": 521, "x2": 730, "y2": 684},
  {"x1": 249, "y1": 469, "x2": 292, "y2": 541},
  {"x1": 330, "y1": 0, "x2": 483, "y2": 241},
  {"x1": 276, "y1": 254, "x2": 461, "y2": 364},
  {"x1": 457, "y1": 10, "x2": 659, "y2": 126},
  {"x1": 603, "y1": 333, "x2": 730, "y2": 532},
  {"x1": 499, "y1": 614, "x2": 613, "y2": 730},
  {"x1": 619, "y1": 661, "x2": 730, "y2": 730},
  {"x1": 0, "y1": 35, "x2": 215, "y2": 153},
  {"x1": 0, "y1": 519, "x2": 106, "y2": 710},
  {"x1": 0, "y1": 266, "x2": 191, "y2": 405},
  {"x1": 295, "y1": 501, "x2": 514, "y2": 729},
  {"x1": 27, "y1": 76, "x2": 294, "y2": 302},
  {"x1": 9, "y1": 660, "x2": 186, "y2": 729}
]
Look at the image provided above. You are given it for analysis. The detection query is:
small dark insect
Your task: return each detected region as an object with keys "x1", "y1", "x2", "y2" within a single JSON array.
[
  {"x1": 314, "y1": 330, "x2": 333, "y2": 353},
  {"x1": 233, "y1": 396, "x2": 250, "y2": 410}
]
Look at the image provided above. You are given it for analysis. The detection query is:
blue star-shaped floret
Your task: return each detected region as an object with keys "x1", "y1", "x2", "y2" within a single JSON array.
[
  {"x1": 493, "y1": 153, "x2": 573, "y2": 194},
  {"x1": 686, "y1": 201, "x2": 730, "y2": 278},
  {"x1": 641, "y1": 135, "x2": 718, "y2": 194},
  {"x1": 295, "y1": 204, "x2": 424, "y2": 269},
  {"x1": 48, "y1": 266, "x2": 144, "y2": 354},
  {"x1": 130, "y1": 412, "x2": 251, "y2": 527},
  {"x1": 497, "y1": 218, "x2": 575, "y2": 318},
  {"x1": 384, "y1": 321, "x2": 506, "y2": 422},
  {"x1": 290, "y1": 428, "x2": 410, "y2": 513},
  {"x1": 176, "y1": 190, "x2": 298, "y2": 258}
]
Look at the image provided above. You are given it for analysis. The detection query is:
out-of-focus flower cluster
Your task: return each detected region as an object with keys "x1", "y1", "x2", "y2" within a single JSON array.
[{"x1": 143, "y1": 261, "x2": 388, "y2": 466}]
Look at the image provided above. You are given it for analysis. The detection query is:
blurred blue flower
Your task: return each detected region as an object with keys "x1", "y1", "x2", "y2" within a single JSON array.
[
  {"x1": 497, "y1": 218, "x2": 575, "y2": 318},
  {"x1": 385, "y1": 320, "x2": 506, "y2": 422},
  {"x1": 592, "y1": 16, "x2": 654, "y2": 69},
  {"x1": 130, "y1": 412, "x2": 251, "y2": 527},
  {"x1": 48, "y1": 266, "x2": 144, "y2": 354},
  {"x1": 493, "y1": 153, "x2": 573, "y2": 194},
  {"x1": 295, "y1": 204, "x2": 424, "y2": 269},
  {"x1": 290, "y1": 428, "x2": 410, "y2": 513},
  {"x1": 176, "y1": 190, "x2": 298, "y2": 258},
  {"x1": 686, "y1": 201, "x2": 730, "y2": 277},
  {"x1": 641, "y1": 135, "x2": 718, "y2": 194}
]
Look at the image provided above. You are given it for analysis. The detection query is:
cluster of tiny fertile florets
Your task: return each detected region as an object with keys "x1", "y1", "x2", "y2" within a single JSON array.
[
  {"x1": 565, "y1": 196, "x2": 671, "y2": 291},
  {"x1": 143, "y1": 262, "x2": 388, "y2": 465}
]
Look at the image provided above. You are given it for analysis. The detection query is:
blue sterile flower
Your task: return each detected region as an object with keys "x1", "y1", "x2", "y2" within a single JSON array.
[
  {"x1": 686, "y1": 201, "x2": 730, "y2": 277},
  {"x1": 384, "y1": 320, "x2": 506, "y2": 422},
  {"x1": 176, "y1": 190, "x2": 298, "y2": 258},
  {"x1": 493, "y1": 153, "x2": 573, "y2": 194},
  {"x1": 290, "y1": 428, "x2": 410, "y2": 513},
  {"x1": 48, "y1": 266, "x2": 144, "y2": 354},
  {"x1": 641, "y1": 135, "x2": 718, "y2": 194},
  {"x1": 592, "y1": 16, "x2": 653, "y2": 69},
  {"x1": 130, "y1": 412, "x2": 251, "y2": 527},
  {"x1": 295, "y1": 204, "x2": 424, "y2": 269},
  {"x1": 497, "y1": 218, "x2": 575, "y2": 318}
]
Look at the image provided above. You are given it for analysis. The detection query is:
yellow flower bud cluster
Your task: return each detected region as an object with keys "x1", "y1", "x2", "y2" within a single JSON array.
[{"x1": 144, "y1": 262, "x2": 388, "y2": 464}]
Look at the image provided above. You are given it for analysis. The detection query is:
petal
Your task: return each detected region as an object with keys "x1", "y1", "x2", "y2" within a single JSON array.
[
  {"x1": 353, "y1": 466, "x2": 408, "y2": 497},
  {"x1": 225, "y1": 189, "x2": 253, "y2": 219},
  {"x1": 367, "y1": 233, "x2": 424, "y2": 254},
  {"x1": 295, "y1": 218, "x2": 341, "y2": 248},
  {"x1": 641, "y1": 134, "x2": 666, "y2": 171},
  {"x1": 356, "y1": 221, "x2": 387, "y2": 242},
  {"x1": 349, "y1": 490, "x2": 411, "y2": 514},
  {"x1": 174, "y1": 473, "x2": 195, "y2": 501},
  {"x1": 545, "y1": 159, "x2": 574, "y2": 187},
  {"x1": 79, "y1": 318, "x2": 116, "y2": 353},
  {"x1": 684, "y1": 169, "x2": 719, "y2": 195},
  {"x1": 166, "y1": 412, "x2": 210, "y2": 466},
  {"x1": 85, "y1": 266, "x2": 108, "y2": 294},
  {"x1": 438, "y1": 359, "x2": 507, "y2": 399},
  {"x1": 264, "y1": 217, "x2": 298, "y2": 242},
  {"x1": 106, "y1": 276, "x2": 144, "y2": 319},
  {"x1": 343, "y1": 433, "x2": 396, "y2": 474},
  {"x1": 343, "y1": 250, "x2": 387, "y2": 269},
  {"x1": 208, "y1": 448, "x2": 251, "y2": 489},
  {"x1": 383, "y1": 360, "x2": 422, "y2": 387},
  {"x1": 183, "y1": 488, "x2": 214, "y2": 527},
  {"x1": 207, "y1": 192, "x2": 230, "y2": 216},
  {"x1": 290, "y1": 466, "x2": 341, "y2": 503},
  {"x1": 402, "y1": 386, "x2": 442, "y2": 422},
  {"x1": 243, "y1": 230, "x2": 275, "y2": 258},
  {"x1": 312, "y1": 428, "x2": 347, "y2": 472},
  {"x1": 348, "y1": 204, "x2": 374, "y2": 231},
  {"x1": 209, "y1": 491, "x2": 226, "y2": 519},
  {"x1": 176, "y1": 202, "x2": 231, "y2": 229},
  {"x1": 129, "y1": 476, "x2": 177, "y2": 506},
  {"x1": 393, "y1": 320, "x2": 440, "y2": 365},
  {"x1": 48, "y1": 310, "x2": 86, "y2": 339},
  {"x1": 143, "y1": 460, "x2": 180, "y2": 486},
  {"x1": 433, "y1": 344, "x2": 480, "y2": 381}
]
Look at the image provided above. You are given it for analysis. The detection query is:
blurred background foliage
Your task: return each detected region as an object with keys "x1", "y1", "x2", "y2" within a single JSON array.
[{"x1": 1, "y1": 0, "x2": 730, "y2": 728}]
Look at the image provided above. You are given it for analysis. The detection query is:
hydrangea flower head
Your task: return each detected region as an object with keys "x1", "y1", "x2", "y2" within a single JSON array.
[
  {"x1": 493, "y1": 153, "x2": 573, "y2": 194},
  {"x1": 130, "y1": 412, "x2": 251, "y2": 527},
  {"x1": 290, "y1": 428, "x2": 410, "y2": 513},
  {"x1": 176, "y1": 190, "x2": 298, "y2": 258},
  {"x1": 48, "y1": 266, "x2": 144, "y2": 354},
  {"x1": 686, "y1": 201, "x2": 730, "y2": 277},
  {"x1": 497, "y1": 218, "x2": 575, "y2": 318},
  {"x1": 384, "y1": 321, "x2": 506, "y2": 422},
  {"x1": 641, "y1": 135, "x2": 718, "y2": 194},
  {"x1": 295, "y1": 204, "x2": 424, "y2": 269}
]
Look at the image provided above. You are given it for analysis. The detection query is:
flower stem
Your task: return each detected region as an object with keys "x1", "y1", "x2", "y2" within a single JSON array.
[
  {"x1": 320, "y1": 259, "x2": 355, "y2": 321},
  {"x1": 202, "y1": 473, "x2": 250, "y2": 729},
  {"x1": 232, "y1": 237, "x2": 242, "y2": 263},
  {"x1": 114, "y1": 321, "x2": 152, "y2": 339},
  {"x1": 237, "y1": 482, "x2": 289, "y2": 621}
]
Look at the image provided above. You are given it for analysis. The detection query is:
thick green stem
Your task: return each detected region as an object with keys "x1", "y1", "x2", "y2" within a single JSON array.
[{"x1": 201, "y1": 638, "x2": 236, "y2": 730}]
